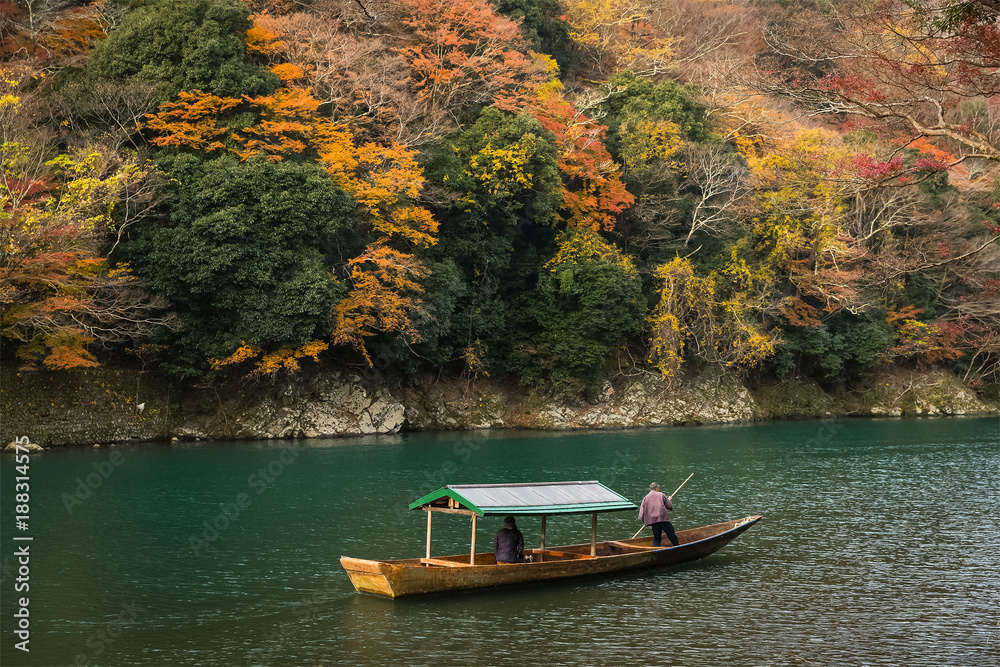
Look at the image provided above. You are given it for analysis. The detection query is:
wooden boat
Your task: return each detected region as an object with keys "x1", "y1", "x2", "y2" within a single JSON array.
[{"x1": 341, "y1": 481, "x2": 762, "y2": 598}]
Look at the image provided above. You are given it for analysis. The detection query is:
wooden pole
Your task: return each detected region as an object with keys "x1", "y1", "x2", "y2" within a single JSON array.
[
  {"x1": 591, "y1": 512, "x2": 597, "y2": 557},
  {"x1": 632, "y1": 473, "x2": 694, "y2": 539},
  {"x1": 426, "y1": 510, "x2": 432, "y2": 559},
  {"x1": 670, "y1": 473, "x2": 695, "y2": 499},
  {"x1": 470, "y1": 514, "x2": 477, "y2": 565}
]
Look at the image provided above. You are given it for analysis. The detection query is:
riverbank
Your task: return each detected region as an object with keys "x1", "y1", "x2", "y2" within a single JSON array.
[{"x1": 1, "y1": 364, "x2": 996, "y2": 447}]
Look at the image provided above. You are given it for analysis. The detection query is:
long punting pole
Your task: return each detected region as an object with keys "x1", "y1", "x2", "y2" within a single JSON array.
[
  {"x1": 469, "y1": 514, "x2": 477, "y2": 565},
  {"x1": 426, "y1": 510, "x2": 432, "y2": 559},
  {"x1": 632, "y1": 473, "x2": 694, "y2": 539},
  {"x1": 669, "y1": 473, "x2": 695, "y2": 499},
  {"x1": 591, "y1": 512, "x2": 597, "y2": 557}
]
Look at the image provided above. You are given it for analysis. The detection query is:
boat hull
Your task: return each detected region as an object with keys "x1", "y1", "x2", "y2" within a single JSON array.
[{"x1": 341, "y1": 515, "x2": 761, "y2": 598}]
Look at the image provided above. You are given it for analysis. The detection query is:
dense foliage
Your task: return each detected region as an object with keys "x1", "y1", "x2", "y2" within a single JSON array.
[{"x1": 2, "y1": 0, "x2": 997, "y2": 394}]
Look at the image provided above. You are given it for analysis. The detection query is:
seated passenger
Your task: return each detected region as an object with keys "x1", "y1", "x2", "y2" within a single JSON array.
[{"x1": 494, "y1": 515, "x2": 528, "y2": 563}]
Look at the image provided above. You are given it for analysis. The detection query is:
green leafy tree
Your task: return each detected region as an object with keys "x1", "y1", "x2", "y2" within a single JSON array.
[
  {"x1": 601, "y1": 72, "x2": 712, "y2": 149},
  {"x1": 491, "y1": 0, "x2": 577, "y2": 74},
  {"x1": 517, "y1": 229, "x2": 645, "y2": 388},
  {"x1": 771, "y1": 313, "x2": 894, "y2": 383},
  {"x1": 421, "y1": 107, "x2": 563, "y2": 371},
  {"x1": 87, "y1": 0, "x2": 277, "y2": 100},
  {"x1": 122, "y1": 153, "x2": 353, "y2": 375}
]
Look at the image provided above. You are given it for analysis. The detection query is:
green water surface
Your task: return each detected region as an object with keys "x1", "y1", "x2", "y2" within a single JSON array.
[{"x1": 1, "y1": 417, "x2": 997, "y2": 666}]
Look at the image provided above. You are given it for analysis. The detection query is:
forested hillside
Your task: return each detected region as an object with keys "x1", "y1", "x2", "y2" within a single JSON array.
[{"x1": 3, "y1": 0, "x2": 998, "y2": 400}]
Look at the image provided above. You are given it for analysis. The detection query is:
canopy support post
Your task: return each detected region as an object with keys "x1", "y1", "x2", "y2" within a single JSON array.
[
  {"x1": 540, "y1": 515, "x2": 547, "y2": 562},
  {"x1": 426, "y1": 510, "x2": 432, "y2": 559},
  {"x1": 591, "y1": 512, "x2": 597, "y2": 557},
  {"x1": 470, "y1": 514, "x2": 477, "y2": 565}
]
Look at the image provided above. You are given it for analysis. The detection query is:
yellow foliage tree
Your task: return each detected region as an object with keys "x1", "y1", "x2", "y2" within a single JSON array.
[
  {"x1": 561, "y1": 0, "x2": 676, "y2": 76},
  {"x1": 211, "y1": 339, "x2": 330, "y2": 378},
  {"x1": 741, "y1": 128, "x2": 865, "y2": 325},
  {"x1": 648, "y1": 257, "x2": 776, "y2": 382}
]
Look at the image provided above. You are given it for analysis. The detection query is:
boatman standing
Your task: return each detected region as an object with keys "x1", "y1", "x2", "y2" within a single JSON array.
[{"x1": 638, "y1": 482, "x2": 679, "y2": 547}]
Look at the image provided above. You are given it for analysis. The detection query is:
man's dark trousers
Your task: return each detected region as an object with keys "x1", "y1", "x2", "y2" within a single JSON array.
[{"x1": 651, "y1": 521, "x2": 679, "y2": 547}]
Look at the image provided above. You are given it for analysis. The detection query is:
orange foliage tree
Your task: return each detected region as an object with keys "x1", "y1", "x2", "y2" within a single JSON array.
[
  {"x1": 529, "y1": 71, "x2": 634, "y2": 232},
  {"x1": 395, "y1": 0, "x2": 543, "y2": 124}
]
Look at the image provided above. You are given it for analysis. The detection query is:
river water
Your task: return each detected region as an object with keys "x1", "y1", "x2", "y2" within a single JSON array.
[{"x1": 1, "y1": 416, "x2": 997, "y2": 666}]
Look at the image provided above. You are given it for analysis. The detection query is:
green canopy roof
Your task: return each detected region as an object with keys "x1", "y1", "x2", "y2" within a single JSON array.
[{"x1": 408, "y1": 481, "x2": 637, "y2": 516}]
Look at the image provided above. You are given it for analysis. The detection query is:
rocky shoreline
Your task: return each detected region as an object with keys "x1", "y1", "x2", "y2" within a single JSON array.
[{"x1": 2, "y1": 364, "x2": 996, "y2": 448}]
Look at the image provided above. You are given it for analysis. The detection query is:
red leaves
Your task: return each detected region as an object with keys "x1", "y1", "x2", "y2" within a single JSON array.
[
  {"x1": 818, "y1": 74, "x2": 886, "y2": 102},
  {"x1": 850, "y1": 137, "x2": 954, "y2": 182},
  {"x1": 851, "y1": 153, "x2": 904, "y2": 180},
  {"x1": 912, "y1": 157, "x2": 949, "y2": 173}
]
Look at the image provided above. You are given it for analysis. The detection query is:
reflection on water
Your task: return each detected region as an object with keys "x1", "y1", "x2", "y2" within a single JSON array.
[{"x1": 1, "y1": 417, "x2": 998, "y2": 666}]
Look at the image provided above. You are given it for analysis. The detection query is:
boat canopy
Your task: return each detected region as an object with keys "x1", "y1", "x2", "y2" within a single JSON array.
[{"x1": 408, "y1": 481, "x2": 637, "y2": 516}]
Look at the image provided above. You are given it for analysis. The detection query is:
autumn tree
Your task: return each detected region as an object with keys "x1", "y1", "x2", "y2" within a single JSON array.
[
  {"x1": 531, "y1": 73, "x2": 635, "y2": 232},
  {"x1": 139, "y1": 68, "x2": 440, "y2": 369},
  {"x1": 759, "y1": 0, "x2": 1000, "y2": 165},
  {"x1": 394, "y1": 0, "x2": 544, "y2": 132},
  {"x1": 2, "y1": 71, "x2": 176, "y2": 369},
  {"x1": 740, "y1": 128, "x2": 872, "y2": 326},
  {"x1": 647, "y1": 256, "x2": 776, "y2": 382},
  {"x1": 560, "y1": 0, "x2": 676, "y2": 77}
]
